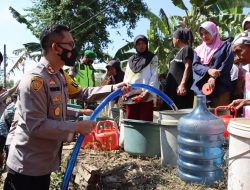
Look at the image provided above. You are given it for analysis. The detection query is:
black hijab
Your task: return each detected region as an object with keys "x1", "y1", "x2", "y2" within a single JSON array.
[
  {"x1": 106, "y1": 60, "x2": 124, "y2": 83},
  {"x1": 128, "y1": 35, "x2": 155, "y2": 73},
  {"x1": 173, "y1": 28, "x2": 194, "y2": 46}
]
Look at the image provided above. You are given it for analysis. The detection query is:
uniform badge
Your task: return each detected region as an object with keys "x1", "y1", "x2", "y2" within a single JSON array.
[
  {"x1": 49, "y1": 79, "x2": 56, "y2": 86},
  {"x1": 52, "y1": 96, "x2": 62, "y2": 104},
  {"x1": 54, "y1": 106, "x2": 61, "y2": 116},
  {"x1": 31, "y1": 77, "x2": 43, "y2": 92},
  {"x1": 47, "y1": 64, "x2": 55, "y2": 74}
]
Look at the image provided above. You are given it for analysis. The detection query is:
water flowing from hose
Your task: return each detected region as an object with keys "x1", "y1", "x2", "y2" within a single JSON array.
[{"x1": 61, "y1": 83, "x2": 177, "y2": 189}]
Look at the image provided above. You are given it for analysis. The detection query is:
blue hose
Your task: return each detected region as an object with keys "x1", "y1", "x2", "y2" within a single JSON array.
[{"x1": 61, "y1": 83, "x2": 176, "y2": 189}]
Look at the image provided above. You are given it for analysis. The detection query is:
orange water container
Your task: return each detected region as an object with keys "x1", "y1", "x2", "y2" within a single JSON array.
[
  {"x1": 214, "y1": 106, "x2": 237, "y2": 138},
  {"x1": 81, "y1": 120, "x2": 119, "y2": 150}
]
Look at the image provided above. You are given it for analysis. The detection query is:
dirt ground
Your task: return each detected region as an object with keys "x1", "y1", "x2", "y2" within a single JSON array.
[
  {"x1": 68, "y1": 148, "x2": 227, "y2": 190},
  {"x1": 0, "y1": 147, "x2": 227, "y2": 190}
]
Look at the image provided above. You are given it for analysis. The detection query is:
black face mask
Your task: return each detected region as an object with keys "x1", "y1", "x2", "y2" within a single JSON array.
[{"x1": 58, "y1": 46, "x2": 78, "y2": 67}]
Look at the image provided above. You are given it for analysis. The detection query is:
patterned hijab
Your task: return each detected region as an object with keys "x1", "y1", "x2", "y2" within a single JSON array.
[
  {"x1": 242, "y1": 17, "x2": 250, "y2": 30},
  {"x1": 232, "y1": 30, "x2": 250, "y2": 45},
  {"x1": 195, "y1": 21, "x2": 224, "y2": 65}
]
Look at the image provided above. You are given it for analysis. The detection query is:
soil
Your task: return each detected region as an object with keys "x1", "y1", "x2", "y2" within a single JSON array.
[
  {"x1": 0, "y1": 146, "x2": 227, "y2": 190},
  {"x1": 67, "y1": 148, "x2": 227, "y2": 190}
]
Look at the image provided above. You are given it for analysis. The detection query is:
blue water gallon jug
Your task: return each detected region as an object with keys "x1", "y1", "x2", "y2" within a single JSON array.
[{"x1": 177, "y1": 95, "x2": 224, "y2": 185}]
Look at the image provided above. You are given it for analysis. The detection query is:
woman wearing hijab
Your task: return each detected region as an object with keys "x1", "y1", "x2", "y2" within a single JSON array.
[
  {"x1": 240, "y1": 17, "x2": 250, "y2": 117},
  {"x1": 101, "y1": 59, "x2": 125, "y2": 86},
  {"x1": 123, "y1": 35, "x2": 158, "y2": 121},
  {"x1": 161, "y1": 28, "x2": 194, "y2": 110},
  {"x1": 242, "y1": 17, "x2": 250, "y2": 31},
  {"x1": 229, "y1": 30, "x2": 250, "y2": 110},
  {"x1": 191, "y1": 21, "x2": 234, "y2": 107}
]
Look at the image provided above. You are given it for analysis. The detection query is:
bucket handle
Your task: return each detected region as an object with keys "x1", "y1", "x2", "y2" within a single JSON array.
[
  {"x1": 227, "y1": 149, "x2": 250, "y2": 161},
  {"x1": 214, "y1": 106, "x2": 237, "y2": 118},
  {"x1": 96, "y1": 120, "x2": 118, "y2": 134}
]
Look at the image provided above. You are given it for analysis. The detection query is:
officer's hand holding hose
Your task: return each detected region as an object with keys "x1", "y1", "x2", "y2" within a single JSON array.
[
  {"x1": 74, "y1": 120, "x2": 96, "y2": 136},
  {"x1": 112, "y1": 82, "x2": 131, "y2": 93}
]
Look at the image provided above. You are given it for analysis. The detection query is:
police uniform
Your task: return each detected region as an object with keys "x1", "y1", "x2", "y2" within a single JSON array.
[{"x1": 6, "y1": 57, "x2": 112, "y2": 176}]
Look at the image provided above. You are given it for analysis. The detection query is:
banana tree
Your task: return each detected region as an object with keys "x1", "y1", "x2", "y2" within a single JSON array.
[
  {"x1": 171, "y1": 0, "x2": 249, "y2": 46},
  {"x1": 144, "y1": 0, "x2": 250, "y2": 75},
  {"x1": 102, "y1": 42, "x2": 134, "y2": 68},
  {"x1": 145, "y1": 9, "x2": 180, "y2": 74},
  {"x1": 8, "y1": 42, "x2": 41, "y2": 76}
]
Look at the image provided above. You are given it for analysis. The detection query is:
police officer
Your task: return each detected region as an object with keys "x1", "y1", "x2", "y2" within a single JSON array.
[{"x1": 4, "y1": 24, "x2": 130, "y2": 190}]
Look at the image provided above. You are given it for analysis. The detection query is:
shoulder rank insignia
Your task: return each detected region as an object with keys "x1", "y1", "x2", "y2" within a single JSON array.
[{"x1": 31, "y1": 77, "x2": 43, "y2": 92}]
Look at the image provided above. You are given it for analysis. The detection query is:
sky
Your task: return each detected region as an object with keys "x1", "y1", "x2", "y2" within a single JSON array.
[{"x1": 0, "y1": 0, "x2": 187, "y2": 82}]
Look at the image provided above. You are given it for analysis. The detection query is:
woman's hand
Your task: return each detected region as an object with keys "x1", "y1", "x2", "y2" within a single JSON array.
[
  {"x1": 208, "y1": 69, "x2": 221, "y2": 78},
  {"x1": 79, "y1": 109, "x2": 93, "y2": 116},
  {"x1": 207, "y1": 77, "x2": 216, "y2": 90},
  {"x1": 140, "y1": 91, "x2": 150, "y2": 101},
  {"x1": 177, "y1": 83, "x2": 187, "y2": 96},
  {"x1": 113, "y1": 82, "x2": 131, "y2": 94},
  {"x1": 229, "y1": 99, "x2": 250, "y2": 110}
]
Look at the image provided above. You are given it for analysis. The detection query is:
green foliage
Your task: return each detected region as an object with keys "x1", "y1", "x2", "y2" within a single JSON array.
[
  {"x1": 145, "y1": 10, "x2": 178, "y2": 74},
  {"x1": 8, "y1": 42, "x2": 41, "y2": 76},
  {"x1": 145, "y1": 0, "x2": 249, "y2": 74},
  {"x1": 171, "y1": 0, "x2": 188, "y2": 11},
  {"x1": 49, "y1": 159, "x2": 69, "y2": 190},
  {"x1": 0, "y1": 80, "x2": 14, "y2": 88},
  {"x1": 102, "y1": 42, "x2": 134, "y2": 68},
  {"x1": 9, "y1": 7, "x2": 40, "y2": 38},
  {"x1": 10, "y1": 0, "x2": 148, "y2": 60}
]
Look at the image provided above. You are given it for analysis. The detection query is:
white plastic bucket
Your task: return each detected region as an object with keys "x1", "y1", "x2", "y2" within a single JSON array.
[
  {"x1": 153, "y1": 111, "x2": 160, "y2": 123},
  {"x1": 228, "y1": 118, "x2": 250, "y2": 190},
  {"x1": 119, "y1": 109, "x2": 125, "y2": 147},
  {"x1": 159, "y1": 119, "x2": 178, "y2": 166},
  {"x1": 159, "y1": 109, "x2": 193, "y2": 121},
  {"x1": 158, "y1": 109, "x2": 193, "y2": 166}
]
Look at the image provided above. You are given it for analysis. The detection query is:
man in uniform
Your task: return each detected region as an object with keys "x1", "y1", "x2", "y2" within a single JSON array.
[
  {"x1": 70, "y1": 49, "x2": 96, "y2": 87},
  {"x1": 4, "y1": 24, "x2": 129, "y2": 190},
  {"x1": 69, "y1": 50, "x2": 97, "y2": 109}
]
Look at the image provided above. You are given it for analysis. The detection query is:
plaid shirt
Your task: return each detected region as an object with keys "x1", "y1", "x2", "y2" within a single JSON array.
[{"x1": 0, "y1": 102, "x2": 15, "y2": 137}]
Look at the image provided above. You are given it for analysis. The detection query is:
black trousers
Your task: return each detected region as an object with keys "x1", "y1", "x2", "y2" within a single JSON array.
[
  {"x1": 4, "y1": 169, "x2": 51, "y2": 190},
  {"x1": 0, "y1": 135, "x2": 6, "y2": 153}
]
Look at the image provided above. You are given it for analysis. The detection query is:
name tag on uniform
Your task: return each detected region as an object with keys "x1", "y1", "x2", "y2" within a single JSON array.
[{"x1": 50, "y1": 87, "x2": 60, "y2": 91}]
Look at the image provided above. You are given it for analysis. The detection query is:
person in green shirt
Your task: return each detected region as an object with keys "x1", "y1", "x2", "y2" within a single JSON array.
[
  {"x1": 69, "y1": 50, "x2": 97, "y2": 109},
  {"x1": 70, "y1": 50, "x2": 97, "y2": 87}
]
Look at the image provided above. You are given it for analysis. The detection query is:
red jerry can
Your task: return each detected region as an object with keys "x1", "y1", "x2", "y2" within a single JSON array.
[
  {"x1": 81, "y1": 120, "x2": 119, "y2": 150},
  {"x1": 214, "y1": 106, "x2": 237, "y2": 138}
]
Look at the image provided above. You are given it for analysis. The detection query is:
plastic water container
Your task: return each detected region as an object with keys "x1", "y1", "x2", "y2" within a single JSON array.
[
  {"x1": 177, "y1": 95, "x2": 225, "y2": 185},
  {"x1": 123, "y1": 119, "x2": 161, "y2": 157},
  {"x1": 214, "y1": 106, "x2": 237, "y2": 139},
  {"x1": 159, "y1": 120, "x2": 178, "y2": 166},
  {"x1": 81, "y1": 120, "x2": 119, "y2": 150},
  {"x1": 158, "y1": 109, "x2": 193, "y2": 166}
]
